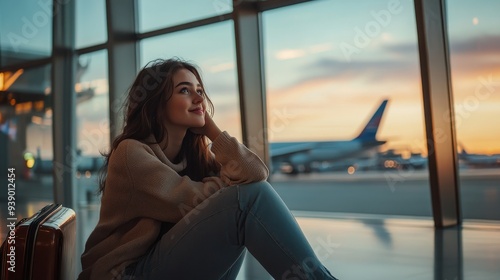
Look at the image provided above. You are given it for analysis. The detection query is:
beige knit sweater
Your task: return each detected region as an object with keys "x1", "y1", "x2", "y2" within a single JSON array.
[{"x1": 78, "y1": 131, "x2": 269, "y2": 280}]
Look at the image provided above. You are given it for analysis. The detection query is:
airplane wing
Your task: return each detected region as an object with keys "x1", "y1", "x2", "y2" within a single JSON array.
[{"x1": 270, "y1": 142, "x2": 316, "y2": 158}]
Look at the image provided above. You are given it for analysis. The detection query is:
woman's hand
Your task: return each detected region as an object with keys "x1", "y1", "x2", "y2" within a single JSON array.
[{"x1": 190, "y1": 113, "x2": 222, "y2": 141}]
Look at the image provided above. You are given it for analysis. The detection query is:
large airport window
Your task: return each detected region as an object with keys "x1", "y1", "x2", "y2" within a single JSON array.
[
  {"x1": 140, "y1": 21, "x2": 242, "y2": 140},
  {"x1": 0, "y1": 0, "x2": 52, "y2": 67},
  {"x1": 74, "y1": 50, "x2": 109, "y2": 271},
  {"x1": 0, "y1": 64, "x2": 53, "y2": 240},
  {"x1": 262, "y1": 0, "x2": 432, "y2": 218},
  {"x1": 75, "y1": 50, "x2": 109, "y2": 199},
  {"x1": 137, "y1": 0, "x2": 232, "y2": 33},
  {"x1": 446, "y1": 0, "x2": 500, "y2": 221},
  {"x1": 76, "y1": 0, "x2": 107, "y2": 49}
]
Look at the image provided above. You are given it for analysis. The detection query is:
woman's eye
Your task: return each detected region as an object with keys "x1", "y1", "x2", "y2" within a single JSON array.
[{"x1": 179, "y1": 87, "x2": 203, "y2": 96}]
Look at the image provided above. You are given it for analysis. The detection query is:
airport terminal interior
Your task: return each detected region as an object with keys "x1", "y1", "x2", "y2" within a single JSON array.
[{"x1": 0, "y1": 0, "x2": 499, "y2": 279}]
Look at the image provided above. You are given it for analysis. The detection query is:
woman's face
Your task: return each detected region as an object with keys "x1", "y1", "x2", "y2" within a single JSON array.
[{"x1": 165, "y1": 68, "x2": 206, "y2": 130}]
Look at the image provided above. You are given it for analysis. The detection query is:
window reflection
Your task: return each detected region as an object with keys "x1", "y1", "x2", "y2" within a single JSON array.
[
  {"x1": 447, "y1": 0, "x2": 500, "y2": 221},
  {"x1": 73, "y1": 50, "x2": 109, "y2": 272},
  {"x1": 75, "y1": 50, "x2": 109, "y2": 197},
  {"x1": 140, "y1": 21, "x2": 241, "y2": 140},
  {"x1": 0, "y1": 64, "x2": 53, "y2": 240},
  {"x1": 263, "y1": 0, "x2": 432, "y2": 217}
]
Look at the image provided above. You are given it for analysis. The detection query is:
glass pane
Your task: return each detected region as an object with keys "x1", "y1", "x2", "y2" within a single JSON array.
[
  {"x1": 75, "y1": 50, "x2": 109, "y2": 198},
  {"x1": 140, "y1": 21, "x2": 241, "y2": 140},
  {"x1": 75, "y1": 49, "x2": 109, "y2": 191},
  {"x1": 137, "y1": 0, "x2": 232, "y2": 33},
  {"x1": 74, "y1": 50, "x2": 109, "y2": 272},
  {"x1": 0, "y1": 0, "x2": 52, "y2": 66},
  {"x1": 263, "y1": 0, "x2": 432, "y2": 217},
  {"x1": 0, "y1": 64, "x2": 53, "y2": 241},
  {"x1": 447, "y1": 0, "x2": 500, "y2": 221},
  {"x1": 76, "y1": 0, "x2": 107, "y2": 49}
]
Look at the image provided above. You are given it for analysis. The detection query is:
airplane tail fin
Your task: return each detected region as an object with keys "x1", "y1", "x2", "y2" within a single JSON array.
[
  {"x1": 355, "y1": 99, "x2": 388, "y2": 141},
  {"x1": 459, "y1": 143, "x2": 468, "y2": 155}
]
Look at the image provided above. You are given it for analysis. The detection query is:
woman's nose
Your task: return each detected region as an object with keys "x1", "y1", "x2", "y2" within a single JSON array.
[{"x1": 193, "y1": 92, "x2": 204, "y2": 103}]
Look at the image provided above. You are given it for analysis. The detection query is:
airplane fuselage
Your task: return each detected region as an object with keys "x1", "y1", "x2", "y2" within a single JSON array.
[
  {"x1": 270, "y1": 140, "x2": 384, "y2": 173},
  {"x1": 269, "y1": 100, "x2": 389, "y2": 174}
]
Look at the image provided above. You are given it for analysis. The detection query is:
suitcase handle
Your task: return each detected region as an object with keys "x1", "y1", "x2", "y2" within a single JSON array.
[{"x1": 24, "y1": 203, "x2": 62, "y2": 280}]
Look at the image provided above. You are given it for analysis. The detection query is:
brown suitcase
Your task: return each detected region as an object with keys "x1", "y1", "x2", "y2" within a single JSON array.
[{"x1": 1, "y1": 203, "x2": 76, "y2": 280}]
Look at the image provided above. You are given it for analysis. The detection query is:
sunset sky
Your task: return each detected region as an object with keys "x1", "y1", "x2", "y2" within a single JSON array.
[{"x1": 1, "y1": 0, "x2": 499, "y2": 158}]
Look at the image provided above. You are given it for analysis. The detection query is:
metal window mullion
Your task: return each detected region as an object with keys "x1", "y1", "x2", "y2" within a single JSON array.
[
  {"x1": 414, "y1": 0, "x2": 461, "y2": 228},
  {"x1": 51, "y1": 0, "x2": 77, "y2": 209},
  {"x1": 75, "y1": 43, "x2": 108, "y2": 56},
  {"x1": 106, "y1": 0, "x2": 138, "y2": 141},
  {"x1": 233, "y1": 2, "x2": 271, "y2": 279},
  {"x1": 136, "y1": 13, "x2": 232, "y2": 40},
  {"x1": 255, "y1": 0, "x2": 313, "y2": 12},
  {"x1": 234, "y1": 1, "x2": 269, "y2": 164}
]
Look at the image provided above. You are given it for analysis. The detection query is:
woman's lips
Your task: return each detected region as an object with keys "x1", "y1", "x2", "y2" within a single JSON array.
[{"x1": 189, "y1": 108, "x2": 204, "y2": 115}]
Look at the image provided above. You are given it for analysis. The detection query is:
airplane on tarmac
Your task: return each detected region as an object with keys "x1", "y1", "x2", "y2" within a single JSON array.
[
  {"x1": 458, "y1": 144, "x2": 500, "y2": 168},
  {"x1": 270, "y1": 99, "x2": 389, "y2": 174}
]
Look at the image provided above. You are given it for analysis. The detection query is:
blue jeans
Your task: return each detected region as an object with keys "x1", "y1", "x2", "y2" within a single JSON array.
[{"x1": 125, "y1": 181, "x2": 338, "y2": 279}]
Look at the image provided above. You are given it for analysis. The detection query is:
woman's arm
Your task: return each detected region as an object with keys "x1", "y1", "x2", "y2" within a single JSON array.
[
  {"x1": 191, "y1": 114, "x2": 269, "y2": 185},
  {"x1": 105, "y1": 139, "x2": 226, "y2": 223},
  {"x1": 189, "y1": 112, "x2": 221, "y2": 141},
  {"x1": 211, "y1": 131, "x2": 269, "y2": 185}
]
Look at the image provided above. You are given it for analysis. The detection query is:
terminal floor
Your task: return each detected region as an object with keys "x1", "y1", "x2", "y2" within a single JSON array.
[
  {"x1": 0, "y1": 202, "x2": 499, "y2": 279},
  {"x1": 236, "y1": 212, "x2": 500, "y2": 280}
]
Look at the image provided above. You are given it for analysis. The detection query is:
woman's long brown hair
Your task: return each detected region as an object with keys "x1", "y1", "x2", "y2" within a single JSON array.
[{"x1": 98, "y1": 58, "x2": 219, "y2": 193}]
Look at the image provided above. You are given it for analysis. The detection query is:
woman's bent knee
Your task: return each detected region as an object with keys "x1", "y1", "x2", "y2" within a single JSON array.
[
  {"x1": 239, "y1": 180, "x2": 272, "y2": 189},
  {"x1": 237, "y1": 181, "x2": 279, "y2": 209},
  {"x1": 237, "y1": 181, "x2": 273, "y2": 196}
]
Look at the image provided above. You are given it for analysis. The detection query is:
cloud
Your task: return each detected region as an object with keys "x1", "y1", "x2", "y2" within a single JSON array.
[
  {"x1": 308, "y1": 57, "x2": 419, "y2": 80},
  {"x1": 270, "y1": 35, "x2": 500, "y2": 98},
  {"x1": 266, "y1": 55, "x2": 419, "y2": 99},
  {"x1": 385, "y1": 35, "x2": 500, "y2": 57},
  {"x1": 449, "y1": 35, "x2": 500, "y2": 56},
  {"x1": 276, "y1": 49, "x2": 307, "y2": 60},
  {"x1": 204, "y1": 80, "x2": 237, "y2": 97},
  {"x1": 275, "y1": 43, "x2": 334, "y2": 61},
  {"x1": 309, "y1": 43, "x2": 334, "y2": 54},
  {"x1": 209, "y1": 62, "x2": 234, "y2": 73},
  {"x1": 384, "y1": 35, "x2": 500, "y2": 76}
]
